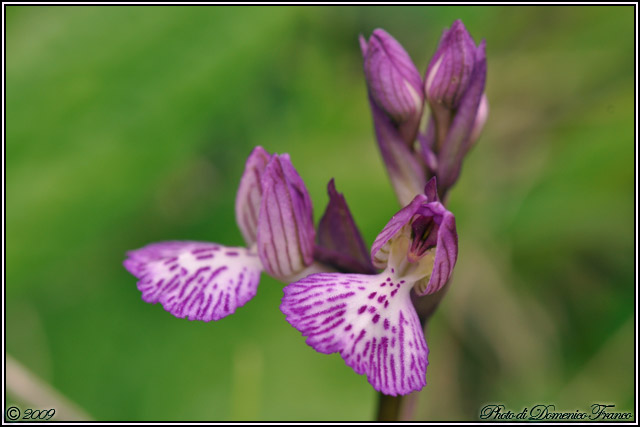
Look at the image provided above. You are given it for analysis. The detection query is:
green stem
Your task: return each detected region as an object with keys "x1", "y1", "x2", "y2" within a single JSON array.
[{"x1": 376, "y1": 393, "x2": 402, "y2": 421}]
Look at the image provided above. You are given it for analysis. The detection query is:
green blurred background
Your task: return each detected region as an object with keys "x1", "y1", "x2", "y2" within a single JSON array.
[{"x1": 6, "y1": 5, "x2": 635, "y2": 421}]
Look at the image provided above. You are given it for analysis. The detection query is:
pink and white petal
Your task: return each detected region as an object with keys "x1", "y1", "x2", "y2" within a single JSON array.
[
  {"x1": 124, "y1": 241, "x2": 263, "y2": 321},
  {"x1": 235, "y1": 146, "x2": 271, "y2": 247},
  {"x1": 281, "y1": 272, "x2": 428, "y2": 396}
]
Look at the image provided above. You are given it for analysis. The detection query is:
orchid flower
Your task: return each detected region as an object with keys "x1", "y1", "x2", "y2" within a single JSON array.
[
  {"x1": 123, "y1": 146, "x2": 317, "y2": 322},
  {"x1": 280, "y1": 179, "x2": 458, "y2": 396}
]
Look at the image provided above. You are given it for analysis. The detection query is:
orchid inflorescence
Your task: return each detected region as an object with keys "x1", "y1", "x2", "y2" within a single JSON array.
[{"x1": 124, "y1": 20, "x2": 487, "y2": 398}]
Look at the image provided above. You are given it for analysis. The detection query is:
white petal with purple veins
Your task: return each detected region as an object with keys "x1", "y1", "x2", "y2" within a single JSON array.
[
  {"x1": 281, "y1": 271, "x2": 428, "y2": 396},
  {"x1": 124, "y1": 241, "x2": 262, "y2": 321}
]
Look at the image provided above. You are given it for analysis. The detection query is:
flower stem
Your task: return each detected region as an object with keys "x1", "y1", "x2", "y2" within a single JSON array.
[{"x1": 376, "y1": 393, "x2": 402, "y2": 421}]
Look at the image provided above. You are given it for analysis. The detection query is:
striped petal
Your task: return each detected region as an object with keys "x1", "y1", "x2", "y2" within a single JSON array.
[
  {"x1": 124, "y1": 241, "x2": 262, "y2": 321},
  {"x1": 281, "y1": 271, "x2": 428, "y2": 396},
  {"x1": 235, "y1": 146, "x2": 271, "y2": 246},
  {"x1": 425, "y1": 20, "x2": 477, "y2": 110},
  {"x1": 363, "y1": 29, "x2": 424, "y2": 143},
  {"x1": 257, "y1": 154, "x2": 315, "y2": 281}
]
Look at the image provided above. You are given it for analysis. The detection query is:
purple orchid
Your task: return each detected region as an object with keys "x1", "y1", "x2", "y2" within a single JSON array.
[
  {"x1": 423, "y1": 20, "x2": 488, "y2": 194},
  {"x1": 361, "y1": 21, "x2": 488, "y2": 204},
  {"x1": 123, "y1": 146, "x2": 318, "y2": 322},
  {"x1": 360, "y1": 29, "x2": 426, "y2": 207},
  {"x1": 281, "y1": 179, "x2": 458, "y2": 396},
  {"x1": 122, "y1": 18, "x2": 485, "y2": 418},
  {"x1": 425, "y1": 20, "x2": 478, "y2": 111},
  {"x1": 361, "y1": 29, "x2": 424, "y2": 145}
]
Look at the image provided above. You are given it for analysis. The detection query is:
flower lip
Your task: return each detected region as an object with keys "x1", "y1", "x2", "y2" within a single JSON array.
[{"x1": 280, "y1": 271, "x2": 428, "y2": 396}]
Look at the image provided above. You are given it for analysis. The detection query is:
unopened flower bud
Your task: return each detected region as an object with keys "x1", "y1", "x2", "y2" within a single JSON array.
[
  {"x1": 362, "y1": 29, "x2": 424, "y2": 143},
  {"x1": 425, "y1": 20, "x2": 477, "y2": 110}
]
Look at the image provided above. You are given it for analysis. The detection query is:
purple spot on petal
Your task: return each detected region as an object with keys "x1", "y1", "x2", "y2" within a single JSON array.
[
  {"x1": 372, "y1": 314, "x2": 380, "y2": 324},
  {"x1": 383, "y1": 318, "x2": 390, "y2": 330},
  {"x1": 225, "y1": 251, "x2": 239, "y2": 257},
  {"x1": 368, "y1": 306, "x2": 376, "y2": 314},
  {"x1": 368, "y1": 292, "x2": 377, "y2": 299},
  {"x1": 358, "y1": 305, "x2": 367, "y2": 314}
]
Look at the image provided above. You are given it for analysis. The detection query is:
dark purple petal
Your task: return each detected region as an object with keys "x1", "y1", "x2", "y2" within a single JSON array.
[
  {"x1": 436, "y1": 40, "x2": 487, "y2": 193},
  {"x1": 281, "y1": 272, "x2": 428, "y2": 396},
  {"x1": 371, "y1": 194, "x2": 427, "y2": 269},
  {"x1": 124, "y1": 241, "x2": 262, "y2": 321},
  {"x1": 257, "y1": 154, "x2": 315, "y2": 280},
  {"x1": 423, "y1": 176, "x2": 439, "y2": 203},
  {"x1": 315, "y1": 179, "x2": 376, "y2": 274},
  {"x1": 424, "y1": 20, "x2": 477, "y2": 110},
  {"x1": 369, "y1": 95, "x2": 427, "y2": 206},
  {"x1": 363, "y1": 28, "x2": 424, "y2": 141},
  {"x1": 235, "y1": 146, "x2": 271, "y2": 246},
  {"x1": 413, "y1": 204, "x2": 458, "y2": 296}
]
